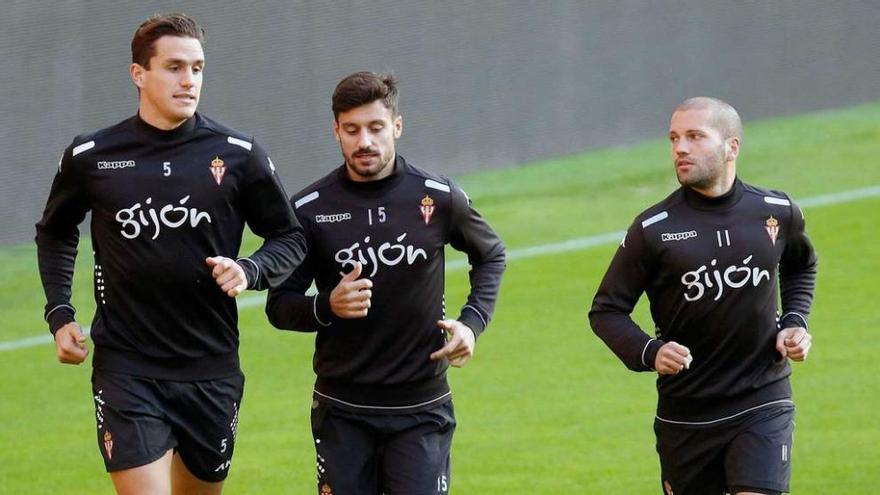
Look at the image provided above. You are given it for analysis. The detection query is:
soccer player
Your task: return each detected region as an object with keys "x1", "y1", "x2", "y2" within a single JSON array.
[
  {"x1": 589, "y1": 97, "x2": 817, "y2": 495},
  {"x1": 35, "y1": 13, "x2": 306, "y2": 495},
  {"x1": 266, "y1": 71, "x2": 506, "y2": 494}
]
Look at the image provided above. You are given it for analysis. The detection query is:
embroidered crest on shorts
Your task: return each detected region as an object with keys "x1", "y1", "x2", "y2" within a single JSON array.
[
  {"x1": 420, "y1": 195, "x2": 435, "y2": 225},
  {"x1": 103, "y1": 430, "x2": 114, "y2": 460},
  {"x1": 321, "y1": 483, "x2": 333, "y2": 494},
  {"x1": 765, "y1": 216, "x2": 780, "y2": 245},
  {"x1": 210, "y1": 156, "x2": 226, "y2": 185}
]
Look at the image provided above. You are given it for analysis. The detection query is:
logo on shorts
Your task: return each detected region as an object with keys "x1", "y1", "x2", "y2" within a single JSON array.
[
  {"x1": 210, "y1": 156, "x2": 226, "y2": 185},
  {"x1": 663, "y1": 480, "x2": 674, "y2": 495},
  {"x1": 321, "y1": 483, "x2": 333, "y2": 494},
  {"x1": 103, "y1": 431, "x2": 114, "y2": 460},
  {"x1": 765, "y1": 216, "x2": 780, "y2": 245},
  {"x1": 420, "y1": 195, "x2": 435, "y2": 225}
]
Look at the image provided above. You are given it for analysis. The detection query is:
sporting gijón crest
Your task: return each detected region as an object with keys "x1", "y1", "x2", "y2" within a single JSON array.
[
  {"x1": 210, "y1": 156, "x2": 226, "y2": 185},
  {"x1": 420, "y1": 195, "x2": 435, "y2": 225},
  {"x1": 103, "y1": 430, "x2": 114, "y2": 460},
  {"x1": 765, "y1": 216, "x2": 779, "y2": 245}
]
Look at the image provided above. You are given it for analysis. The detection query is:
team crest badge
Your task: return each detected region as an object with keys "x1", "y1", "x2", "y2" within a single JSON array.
[
  {"x1": 420, "y1": 195, "x2": 435, "y2": 225},
  {"x1": 210, "y1": 156, "x2": 226, "y2": 185},
  {"x1": 103, "y1": 431, "x2": 114, "y2": 460},
  {"x1": 320, "y1": 483, "x2": 333, "y2": 495},
  {"x1": 663, "y1": 480, "x2": 674, "y2": 495},
  {"x1": 765, "y1": 216, "x2": 780, "y2": 245}
]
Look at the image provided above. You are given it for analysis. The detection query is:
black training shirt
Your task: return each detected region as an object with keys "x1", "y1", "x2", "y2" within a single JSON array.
[
  {"x1": 590, "y1": 178, "x2": 817, "y2": 423},
  {"x1": 36, "y1": 113, "x2": 306, "y2": 380},
  {"x1": 266, "y1": 155, "x2": 506, "y2": 412}
]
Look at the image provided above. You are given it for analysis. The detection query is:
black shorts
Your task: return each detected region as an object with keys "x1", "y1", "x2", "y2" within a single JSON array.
[
  {"x1": 310, "y1": 399, "x2": 456, "y2": 495},
  {"x1": 91, "y1": 369, "x2": 244, "y2": 482},
  {"x1": 654, "y1": 404, "x2": 795, "y2": 495}
]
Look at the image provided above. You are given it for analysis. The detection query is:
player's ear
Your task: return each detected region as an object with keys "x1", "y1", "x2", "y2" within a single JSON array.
[
  {"x1": 332, "y1": 119, "x2": 341, "y2": 142},
  {"x1": 726, "y1": 136, "x2": 740, "y2": 162},
  {"x1": 393, "y1": 114, "x2": 402, "y2": 139},
  {"x1": 130, "y1": 63, "x2": 146, "y2": 89}
]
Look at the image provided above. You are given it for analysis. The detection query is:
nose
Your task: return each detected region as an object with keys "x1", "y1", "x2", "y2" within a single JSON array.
[
  {"x1": 673, "y1": 138, "x2": 690, "y2": 156},
  {"x1": 180, "y1": 68, "x2": 195, "y2": 88},
  {"x1": 356, "y1": 129, "x2": 372, "y2": 149}
]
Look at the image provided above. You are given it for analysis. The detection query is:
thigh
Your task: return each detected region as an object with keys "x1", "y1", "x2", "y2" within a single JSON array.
[
  {"x1": 381, "y1": 401, "x2": 456, "y2": 495},
  {"x1": 166, "y1": 373, "x2": 245, "y2": 483},
  {"x1": 92, "y1": 370, "x2": 176, "y2": 473},
  {"x1": 312, "y1": 400, "x2": 380, "y2": 495},
  {"x1": 109, "y1": 449, "x2": 173, "y2": 495},
  {"x1": 654, "y1": 419, "x2": 729, "y2": 495},
  {"x1": 725, "y1": 406, "x2": 795, "y2": 494}
]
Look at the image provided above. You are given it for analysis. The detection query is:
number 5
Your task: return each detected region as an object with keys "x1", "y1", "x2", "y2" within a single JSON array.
[{"x1": 163, "y1": 162, "x2": 171, "y2": 176}]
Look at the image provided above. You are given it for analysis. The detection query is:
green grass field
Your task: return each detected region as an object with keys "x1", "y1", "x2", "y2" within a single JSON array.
[{"x1": 2, "y1": 102, "x2": 879, "y2": 493}]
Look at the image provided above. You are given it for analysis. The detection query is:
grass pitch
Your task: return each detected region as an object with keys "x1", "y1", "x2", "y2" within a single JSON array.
[{"x1": 1, "y1": 102, "x2": 879, "y2": 493}]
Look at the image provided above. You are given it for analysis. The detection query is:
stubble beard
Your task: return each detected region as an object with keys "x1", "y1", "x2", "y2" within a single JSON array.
[
  {"x1": 677, "y1": 147, "x2": 726, "y2": 191},
  {"x1": 345, "y1": 150, "x2": 393, "y2": 180}
]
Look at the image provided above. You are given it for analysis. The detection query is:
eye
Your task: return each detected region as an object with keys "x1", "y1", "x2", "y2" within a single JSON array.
[{"x1": 193, "y1": 66, "x2": 203, "y2": 74}]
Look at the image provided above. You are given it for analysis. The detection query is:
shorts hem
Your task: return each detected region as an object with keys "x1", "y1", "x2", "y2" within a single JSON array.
[
  {"x1": 728, "y1": 484, "x2": 786, "y2": 495},
  {"x1": 104, "y1": 441, "x2": 175, "y2": 473}
]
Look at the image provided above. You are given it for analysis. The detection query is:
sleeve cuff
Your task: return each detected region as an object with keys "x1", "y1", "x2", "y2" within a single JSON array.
[
  {"x1": 642, "y1": 338, "x2": 666, "y2": 371},
  {"x1": 314, "y1": 292, "x2": 334, "y2": 327},
  {"x1": 236, "y1": 258, "x2": 261, "y2": 290},
  {"x1": 457, "y1": 305, "x2": 487, "y2": 338},
  {"x1": 46, "y1": 305, "x2": 76, "y2": 335},
  {"x1": 780, "y1": 312, "x2": 809, "y2": 331}
]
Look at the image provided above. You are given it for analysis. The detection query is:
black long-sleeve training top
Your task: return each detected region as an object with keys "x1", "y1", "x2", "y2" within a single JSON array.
[
  {"x1": 266, "y1": 155, "x2": 506, "y2": 412},
  {"x1": 36, "y1": 113, "x2": 306, "y2": 380},
  {"x1": 589, "y1": 178, "x2": 817, "y2": 423}
]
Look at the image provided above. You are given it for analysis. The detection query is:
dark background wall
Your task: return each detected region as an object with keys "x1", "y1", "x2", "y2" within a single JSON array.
[{"x1": 2, "y1": 1, "x2": 879, "y2": 244}]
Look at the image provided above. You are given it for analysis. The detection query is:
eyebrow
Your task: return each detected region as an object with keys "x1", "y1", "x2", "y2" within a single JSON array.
[
  {"x1": 163, "y1": 58, "x2": 204, "y2": 66},
  {"x1": 342, "y1": 120, "x2": 386, "y2": 128}
]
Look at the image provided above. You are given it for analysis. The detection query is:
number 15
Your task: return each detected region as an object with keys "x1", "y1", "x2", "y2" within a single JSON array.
[{"x1": 367, "y1": 207, "x2": 386, "y2": 225}]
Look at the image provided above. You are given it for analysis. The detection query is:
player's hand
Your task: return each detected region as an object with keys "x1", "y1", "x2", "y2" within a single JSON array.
[
  {"x1": 655, "y1": 341, "x2": 692, "y2": 375},
  {"x1": 54, "y1": 322, "x2": 89, "y2": 365},
  {"x1": 330, "y1": 262, "x2": 373, "y2": 319},
  {"x1": 430, "y1": 320, "x2": 476, "y2": 367},
  {"x1": 776, "y1": 327, "x2": 811, "y2": 361},
  {"x1": 206, "y1": 256, "x2": 248, "y2": 297}
]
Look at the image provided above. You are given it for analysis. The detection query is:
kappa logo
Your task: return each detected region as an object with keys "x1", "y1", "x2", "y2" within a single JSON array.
[
  {"x1": 420, "y1": 195, "x2": 435, "y2": 225},
  {"x1": 661, "y1": 230, "x2": 698, "y2": 242},
  {"x1": 316, "y1": 212, "x2": 352, "y2": 223},
  {"x1": 97, "y1": 160, "x2": 136, "y2": 170},
  {"x1": 765, "y1": 216, "x2": 780, "y2": 245},
  {"x1": 210, "y1": 156, "x2": 226, "y2": 185}
]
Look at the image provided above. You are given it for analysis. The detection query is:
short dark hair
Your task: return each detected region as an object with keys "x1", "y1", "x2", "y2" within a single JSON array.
[
  {"x1": 332, "y1": 72, "x2": 399, "y2": 119},
  {"x1": 131, "y1": 13, "x2": 205, "y2": 68},
  {"x1": 674, "y1": 97, "x2": 743, "y2": 142}
]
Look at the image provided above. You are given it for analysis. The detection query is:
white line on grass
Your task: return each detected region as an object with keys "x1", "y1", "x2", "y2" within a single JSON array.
[{"x1": 3, "y1": 184, "x2": 878, "y2": 352}]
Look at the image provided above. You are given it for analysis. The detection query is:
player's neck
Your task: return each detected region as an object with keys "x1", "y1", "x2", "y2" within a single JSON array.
[
  {"x1": 691, "y1": 166, "x2": 736, "y2": 198},
  {"x1": 138, "y1": 105, "x2": 190, "y2": 131}
]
